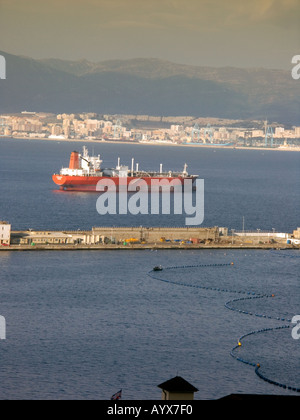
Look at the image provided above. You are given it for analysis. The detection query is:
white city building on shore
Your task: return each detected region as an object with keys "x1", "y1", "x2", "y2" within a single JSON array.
[{"x1": 0, "y1": 221, "x2": 11, "y2": 245}]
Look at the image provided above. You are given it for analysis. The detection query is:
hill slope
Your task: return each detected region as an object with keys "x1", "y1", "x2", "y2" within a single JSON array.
[{"x1": 0, "y1": 52, "x2": 299, "y2": 124}]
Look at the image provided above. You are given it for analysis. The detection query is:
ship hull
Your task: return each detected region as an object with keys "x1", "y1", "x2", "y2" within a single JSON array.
[{"x1": 52, "y1": 174, "x2": 197, "y2": 192}]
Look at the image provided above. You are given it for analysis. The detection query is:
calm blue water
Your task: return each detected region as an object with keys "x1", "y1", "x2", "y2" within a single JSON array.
[
  {"x1": 0, "y1": 138, "x2": 299, "y2": 400},
  {"x1": 0, "y1": 249, "x2": 299, "y2": 400},
  {"x1": 0, "y1": 138, "x2": 299, "y2": 231}
]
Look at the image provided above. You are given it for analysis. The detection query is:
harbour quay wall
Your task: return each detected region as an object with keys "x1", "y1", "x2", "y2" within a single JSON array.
[
  {"x1": 9, "y1": 226, "x2": 220, "y2": 246},
  {"x1": 2, "y1": 226, "x2": 299, "y2": 250},
  {"x1": 91, "y1": 226, "x2": 220, "y2": 244}
]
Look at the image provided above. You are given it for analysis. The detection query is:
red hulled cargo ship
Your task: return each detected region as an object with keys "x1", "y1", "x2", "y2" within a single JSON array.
[{"x1": 52, "y1": 146, "x2": 198, "y2": 191}]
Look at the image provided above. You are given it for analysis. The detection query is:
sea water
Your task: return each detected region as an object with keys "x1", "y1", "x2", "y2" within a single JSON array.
[{"x1": 0, "y1": 138, "x2": 299, "y2": 399}]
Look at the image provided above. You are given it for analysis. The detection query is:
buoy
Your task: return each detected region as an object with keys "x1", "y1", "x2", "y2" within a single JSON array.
[
  {"x1": 257, "y1": 363, "x2": 260, "y2": 368},
  {"x1": 271, "y1": 294, "x2": 275, "y2": 297},
  {"x1": 238, "y1": 342, "x2": 242, "y2": 346},
  {"x1": 231, "y1": 262, "x2": 234, "y2": 265}
]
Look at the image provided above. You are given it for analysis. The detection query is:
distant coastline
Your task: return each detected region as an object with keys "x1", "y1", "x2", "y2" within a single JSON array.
[{"x1": 3, "y1": 136, "x2": 300, "y2": 152}]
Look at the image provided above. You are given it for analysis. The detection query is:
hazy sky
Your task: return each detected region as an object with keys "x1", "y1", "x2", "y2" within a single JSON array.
[{"x1": 0, "y1": 0, "x2": 299, "y2": 69}]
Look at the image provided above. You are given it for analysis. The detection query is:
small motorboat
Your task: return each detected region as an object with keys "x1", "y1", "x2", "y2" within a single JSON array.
[{"x1": 153, "y1": 265, "x2": 163, "y2": 271}]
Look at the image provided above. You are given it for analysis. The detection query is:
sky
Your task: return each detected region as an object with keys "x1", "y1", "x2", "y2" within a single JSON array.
[{"x1": 0, "y1": 0, "x2": 299, "y2": 69}]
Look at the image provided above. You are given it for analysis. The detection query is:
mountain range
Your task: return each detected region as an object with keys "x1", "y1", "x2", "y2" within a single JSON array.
[{"x1": 0, "y1": 51, "x2": 299, "y2": 125}]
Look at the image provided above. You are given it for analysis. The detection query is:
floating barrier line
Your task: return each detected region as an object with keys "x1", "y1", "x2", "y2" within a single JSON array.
[
  {"x1": 148, "y1": 263, "x2": 251, "y2": 296},
  {"x1": 147, "y1": 262, "x2": 300, "y2": 394},
  {"x1": 225, "y1": 296, "x2": 292, "y2": 323},
  {"x1": 231, "y1": 326, "x2": 300, "y2": 393}
]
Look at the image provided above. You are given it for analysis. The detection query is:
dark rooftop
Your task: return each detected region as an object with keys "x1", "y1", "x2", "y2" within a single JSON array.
[{"x1": 157, "y1": 376, "x2": 198, "y2": 393}]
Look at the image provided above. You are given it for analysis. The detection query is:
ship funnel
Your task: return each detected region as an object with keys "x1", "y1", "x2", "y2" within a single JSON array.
[{"x1": 69, "y1": 151, "x2": 80, "y2": 169}]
